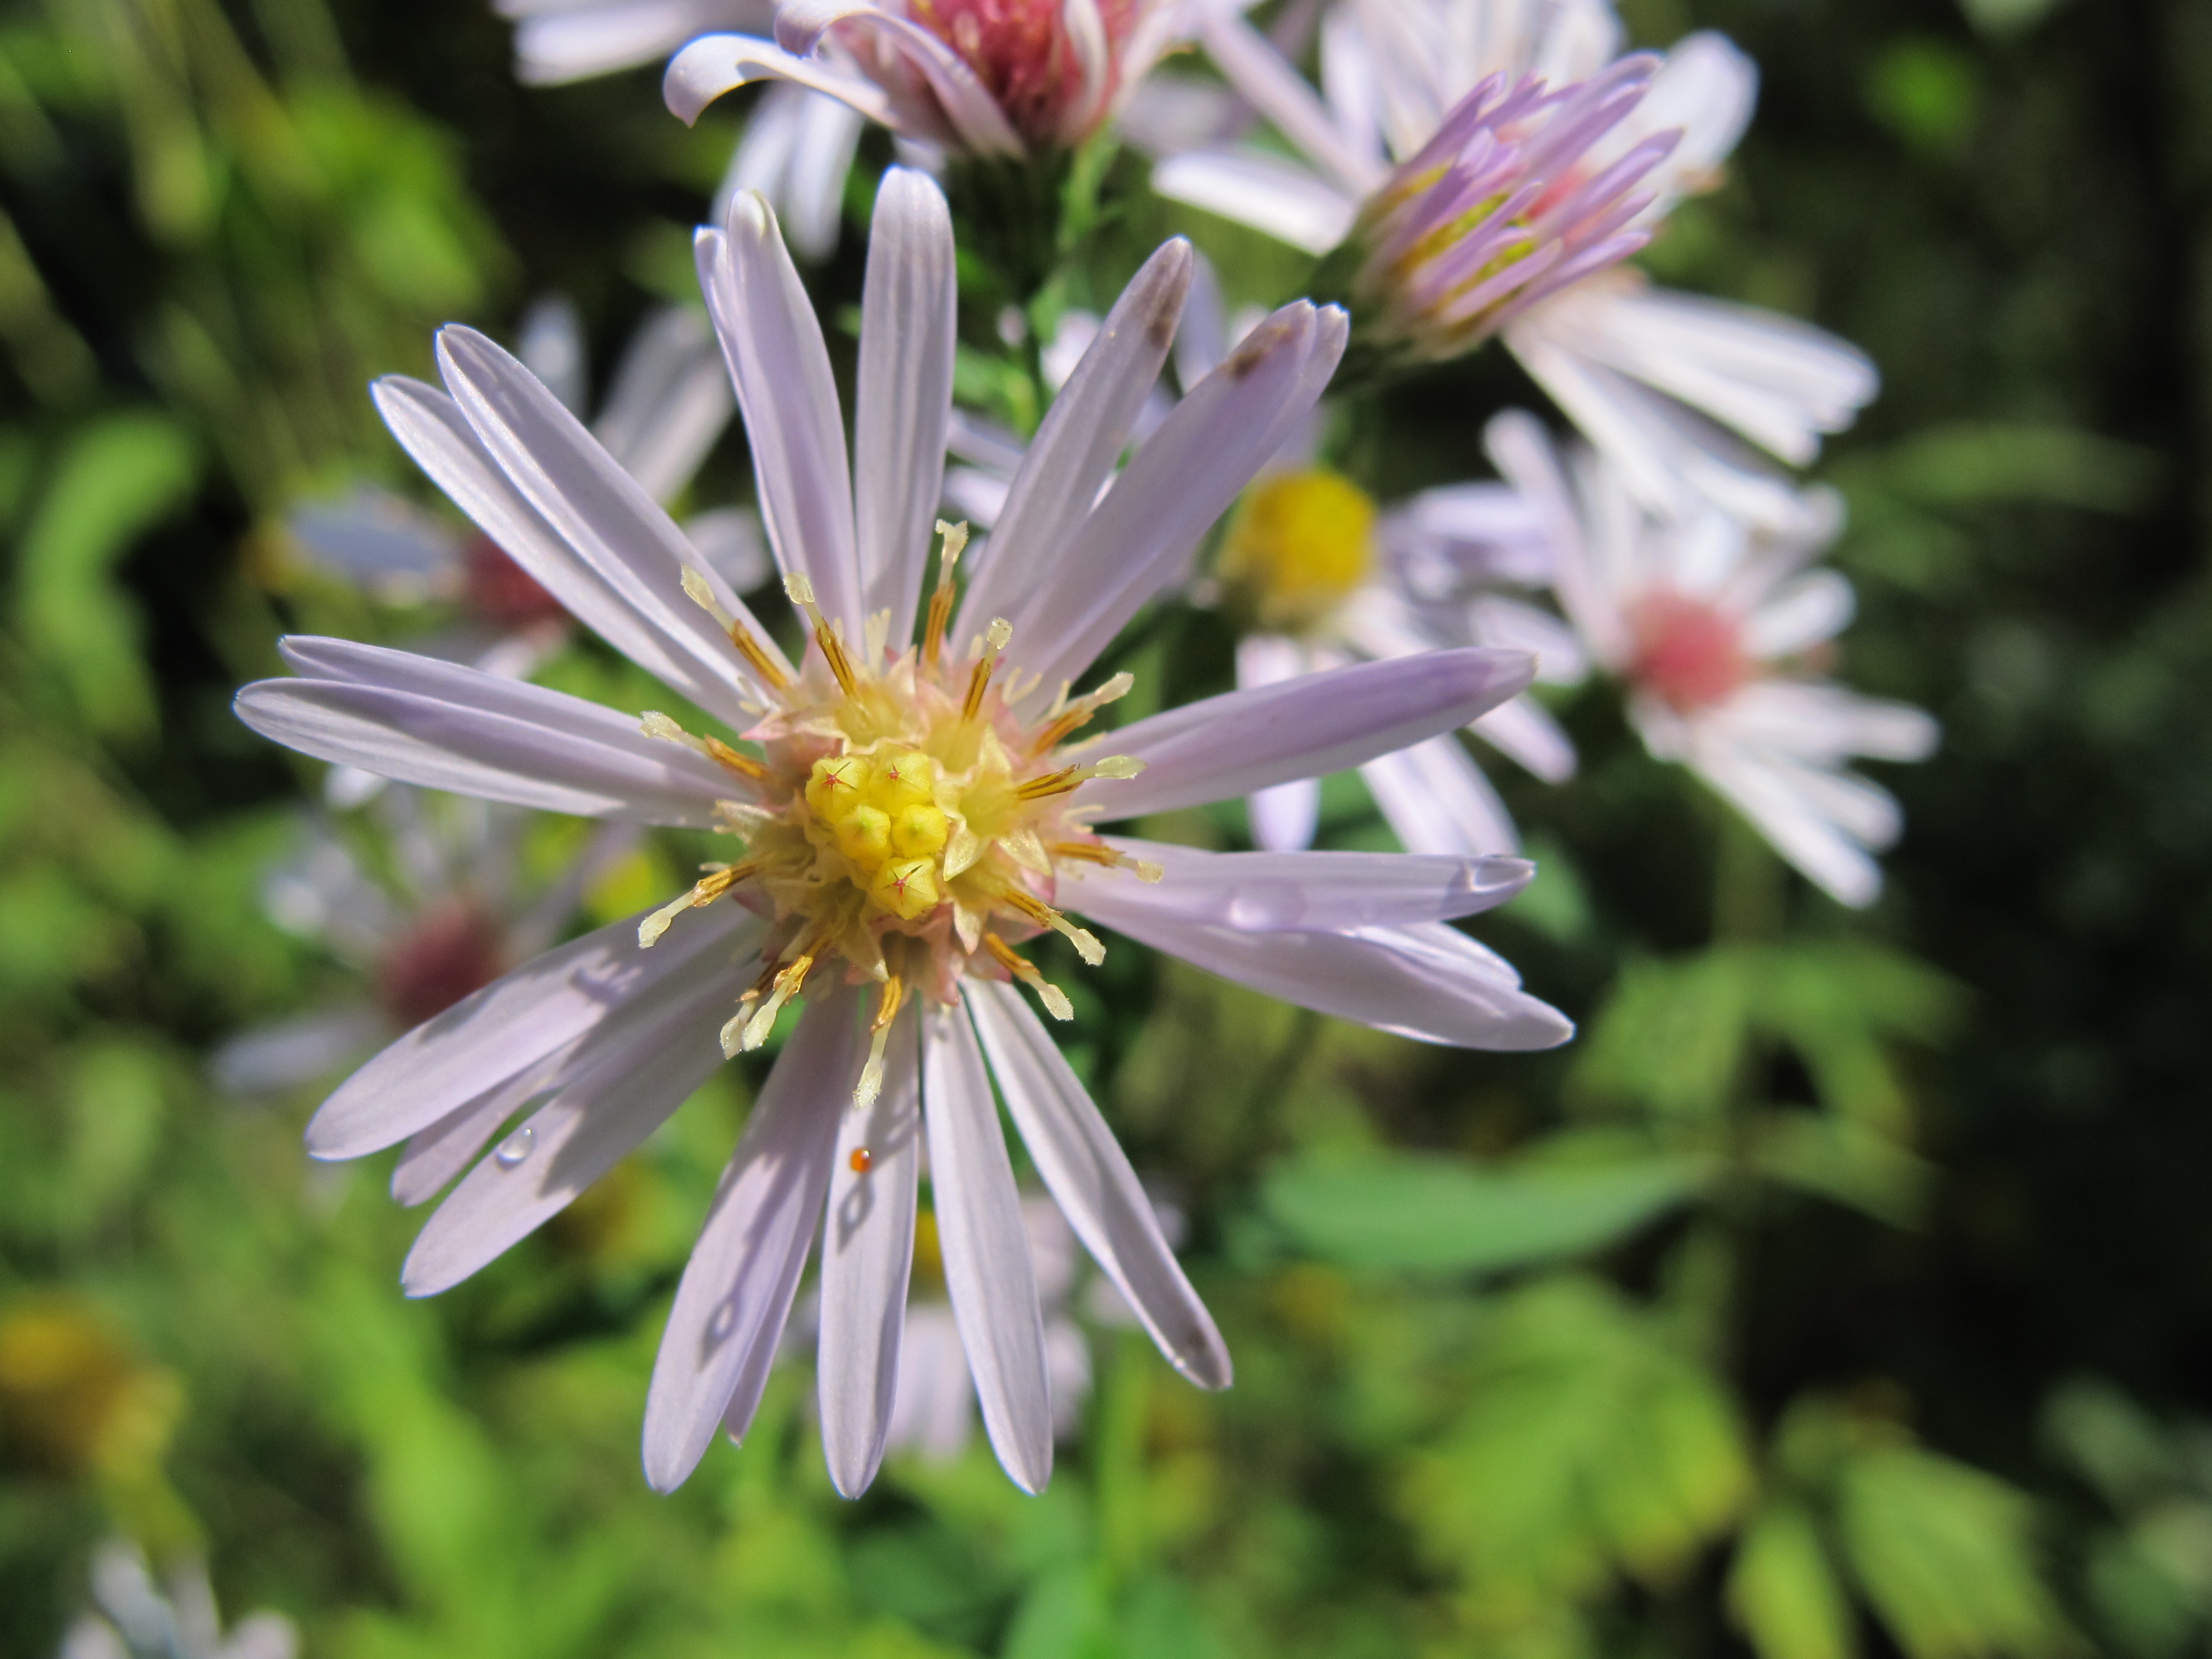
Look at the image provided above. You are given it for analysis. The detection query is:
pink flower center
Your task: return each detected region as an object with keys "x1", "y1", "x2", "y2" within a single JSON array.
[
  {"x1": 1628, "y1": 591, "x2": 1751, "y2": 714},
  {"x1": 463, "y1": 534, "x2": 566, "y2": 630},
  {"x1": 909, "y1": 0, "x2": 1137, "y2": 147},
  {"x1": 377, "y1": 902, "x2": 505, "y2": 1030}
]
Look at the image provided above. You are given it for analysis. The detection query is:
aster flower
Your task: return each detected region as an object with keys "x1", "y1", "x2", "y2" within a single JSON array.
[
  {"x1": 233, "y1": 169, "x2": 1569, "y2": 1496},
  {"x1": 663, "y1": 0, "x2": 1191, "y2": 161},
  {"x1": 1150, "y1": 0, "x2": 1877, "y2": 527},
  {"x1": 59, "y1": 1540, "x2": 296, "y2": 1659},
  {"x1": 952, "y1": 266, "x2": 1583, "y2": 859},
  {"x1": 209, "y1": 791, "x2": 637, "y2": 1107},
  {"x1": 1493, "y1": 409, "x2": 1937, "y2": 907}
]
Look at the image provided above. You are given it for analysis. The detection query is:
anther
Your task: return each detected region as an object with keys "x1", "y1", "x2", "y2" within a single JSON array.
[
  {"x1": 784, "y1": 572, "x2": 857, "y2": 695},
  {"x1": 681, "y1": 566, "x2": 789, "y2": 690},
  {"x1": 638, "y1": 863, "x2": 752, "y2": 948},
  {"x1": 1002, "y1": 889, "x2": 1105, "y2": 967},
  {"x1": 853, "y1": 974, "x2": 906, "y2": 1108},
  {"x1": 1048, "y1": 841, "x2": 1165, "y2": 882},
  {"x1": 642, "y1": 712, "x2": 772, "y2": 785},
  {"x1": 1014, "y1": 754, "x2": 1145, "y2": 803},
  {"x1": 739, "y1": 951, "x2": 816, "y2": 1051},
  {"x1": 922, "y1": 520, "x2": 968, "y2": 670},
  {"x1": 984, "y1": 934, "x2": 1074, "y2": 1021},
  {"x1": 1030, "y1": 672, "x2": 1135, "y2": 754},
  {"x1": 962, "y1": 617, "x2": 1014, "y2": 722}
]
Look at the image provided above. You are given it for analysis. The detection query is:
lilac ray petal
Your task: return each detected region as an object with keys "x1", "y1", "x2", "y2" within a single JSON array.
[
  {"x1": 1071, "y1": 883, "x2": 1574, "y2": 1049},
  {"x1": 1360, "y1": 733, "x2": 1521, "y2": 856},
  {"x1": 1195, "y1": 3, "x2": 1384, "y2": 193},
  {"x1": 373, "y1": 377, "x2": 782, "y2": 724},
  {"x1": 235, "y1": 675, "x2": 733, "y2": 827},
  {"x1": 665, "y1": 32, "x2": 898, "y2": 127},
  {"x1": 922, "y1": 999, "x2": 1053, "y2": 1493},
  {"x1": 817, "y1": 1003, "x2": 922, "y2": 1496},
  {"x1": 1090, "y1": 837, "x2": 1534, "y2": 927},
  {"x1": 511, "y1": 0, "x2": 773, "y2": 86},
  {"x1": 854, "y1": 170, "x2": 957, "y2": 646},
  {"x1": 390, "y1": 1046, "x2": 583, "y2": 1207},
  {"x1": 403, "y1": 961, "x2": 753, "y2": 1296},
  {"x1": 1238, "y1": 632, "x2": 1323, "y2": 851},
  {"x1": 435, "y1": 325, "x2": 786, "y2": 685},
  {"x1": 591, "y1": 305, "x2": 737, "y2": 505},
  {"x1": 957, "y1": 241, "x2": 1193, "y2": 637},
  {"x1": 965, "y1": 982, "x2": 1231, "y2": 1389},
  {"x1": 1078, "y1": 648, "x2": 1534, "y2": 821},
  {"x1": 642, "y1": 986, "x2": 858, "y2": 1490},
  {"x1": 1005, "y1": 303, "x2": 1347, "y2": 700},
  {"x1": 306, "y1": 902, "x2": 762, "y2": 1160},
  {"x1": 272, "y1": 638, "x2": 748, "y2": 808},
  {"x1": 697, "y1": 199, "x2": 866, "y2": 638}
]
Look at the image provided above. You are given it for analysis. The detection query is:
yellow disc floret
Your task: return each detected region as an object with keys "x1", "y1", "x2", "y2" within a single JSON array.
[
  {"x1": 1218, "y1": 468, "x2": 1378, "y2": 635},
  {"x1": 637, "y1": 527, "x2": 1167, "y2": 1101}
]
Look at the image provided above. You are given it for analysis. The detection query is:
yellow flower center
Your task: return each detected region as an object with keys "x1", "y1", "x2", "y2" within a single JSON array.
[
  {"x1": 638, "y1": 524, "x2": 1162, "y2": 1105},
  {"x1": 1218, "y1": 468, "x2": 1378, "y2": 635}
]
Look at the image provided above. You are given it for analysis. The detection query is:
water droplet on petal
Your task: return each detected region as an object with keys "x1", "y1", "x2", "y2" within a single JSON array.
[{"x1": 495, "y1": 1127, "x2": 535, "y2": 1168}]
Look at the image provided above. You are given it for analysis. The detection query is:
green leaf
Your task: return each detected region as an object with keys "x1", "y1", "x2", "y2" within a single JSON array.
[
  {"x1": 1751, "y1": 1113, "x2": 1935, "y2": 1228},
  {"x1": 1399, "y1": 1277, "x2": 1752, "y2": 1598},
  {"x1": 1730, "y1": 1502, "x2": 1859, "y2": 1659},
  {"x1": 1571, "y1": 951, "x2": 1752, "y2": 1122},
  {"x1": 1839, "y1": 1444, "x2": 2067, "y2": 1659},
  {"x1": 13, "y1": 412, "x2": 198, "y2": 739},
  {"x1": 1262, "y1": 1151, "x2": 1705, "y2": 1273}
]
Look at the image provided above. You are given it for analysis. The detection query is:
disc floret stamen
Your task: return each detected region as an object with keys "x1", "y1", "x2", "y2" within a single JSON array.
[{"x1": 645, "y1": 545, "x2": 1148, "y2": 1102}]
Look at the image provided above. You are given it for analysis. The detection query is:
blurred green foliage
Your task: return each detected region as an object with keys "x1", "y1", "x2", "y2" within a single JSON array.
[{"x1": 2, "y1": 0, "x2": 2208, "y2": 1655}]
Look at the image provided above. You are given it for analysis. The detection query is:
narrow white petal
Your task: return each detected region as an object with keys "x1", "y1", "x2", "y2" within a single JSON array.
[
  {"x1": 512, "y1": 0, "x2": 770, "y2": 85},
  {"x1": 373, "y1": 375, "x2": 782, "y2": 723},
  {"x1": 958, "y1": 240, "x2": 1193, "y2": 639},
  {"x1": 1070, "y1": 895, "x2": 1575, "y2": 1050},
  {"x1": 642, "y1": 987, "x2": 857, "y2": 1491},
  {"x1": 1472, "y1": 693, "x2": 1577, "y2": 783},
  {"x1": 818, "y1": 1002, "x2": 922, "y2": 1497},
  {"x1": 1084, "y1": 836, "x2": 1534, "y2": 927},
  {"x1": 518, "y1": 295, "x2": 588, "y2": 414},
  {"x1": 1617, "y1": 33, "x2": 1757, "y2": 212},
  {"x1": 884, "y1": 1305, "x2": 975, "y2": 1458},
  {"x1": 782, "y1": 89, "x2": 867, "y2": 261},
  {"x1": 591, "y1": 306, "x2": 737, "y2": 504},
  {"x1": 1194, "y1": 5, "x2": 1385, "y2": 194},
  {"x1": 238, "y1": 642, "x2": 737, "y2": 825},
  {"x1": 1082, "y1": 648, "x2": 1534, "y2": 820},
  {"x1": 401, "y1": 964, "x2": 748, "y2": 1296},
  {"x1": 1742, "y1": 570, "x2": 1855, "y2": 659},
  {"x1": 967, "y1": 981, "x2": 1231, "y2": 1388},
  {"x1": 1694, "y1": 745, "x2": 1884, "y2": 908},
  {"x1": 697, "y1": 200, "x2": 866, "y2": 637},
  {"x1": 288, "y1": 488, "x2": 460, "y2": 598},
  {"x1": 1359, "y1": 734, "x2": 1522, "y2": 856},
  {"x1": 210, "y1": 1005, "x2": 384, "y2": 1096},
  {"x1": 854, "y1": 169, "x2": 957, "y2": 647},
  {"x1": 774, "y1": 1, "x2": 1025, "y2": 155},
  {"x1": 663, "y1": 30, "x2": 897, "y2": 127},
  {"x1": 1005, "y1": 303, "x2": 1349, "y2": 699},
  {"x1": 1250, "y1": 778, "x2": 1322, "y2": 851},
  {"x1": 305, "y1": 901, "x2": 761, "y2": 1160},
  {"x1": 922, "y1": 999, "x2": 1053, "y2": 1493},
  {"x1": 1469, "y1": 594, "x2": 1589, "y2": 685},
  {"x1": 1151, "y1": 149, "x2": 1359, "y2": 255}
]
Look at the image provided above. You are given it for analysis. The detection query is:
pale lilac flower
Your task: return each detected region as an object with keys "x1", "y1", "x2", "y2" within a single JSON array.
[
  {"x1": 663, "y1": 0, "x2": 1193, "y2": 160},
  {"x1": 1150, "y1": 0, "x2": 1877, "y2": 528},
  {"x1": 1494, "y1": 409, "x2": 1937, "y2": 907},
  {"x1": 233, "y1": 169, "x2": 1568, "y2": 1496},
  {"x1": 953, "y1": 269, "x2": 1582, "y2": 859},
  {"x1": 58, "y1": 1540, "x2": 295, "y2": 1659},
  {"x1": 210, "y1": 791, "x2": 637, "y2": 1109}
]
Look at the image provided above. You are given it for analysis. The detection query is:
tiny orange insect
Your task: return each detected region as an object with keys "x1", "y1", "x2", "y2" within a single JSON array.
[{"x1": 849, "y1": 1147, "x2": 873, "y2": 1174}]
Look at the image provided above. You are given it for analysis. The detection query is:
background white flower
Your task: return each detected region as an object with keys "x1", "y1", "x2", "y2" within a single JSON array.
[
  {"x1": 58, "y1": 1540, "x2": 295, "y2": 1659},
  {"x1": 1493, "y1": 408, "x2": 1938, "y2": 907}
]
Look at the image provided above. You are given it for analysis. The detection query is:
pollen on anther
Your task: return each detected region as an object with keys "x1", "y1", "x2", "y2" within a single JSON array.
[{"x1": 850, "y1": 1147, "x2": 873, "y2": 1175}]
